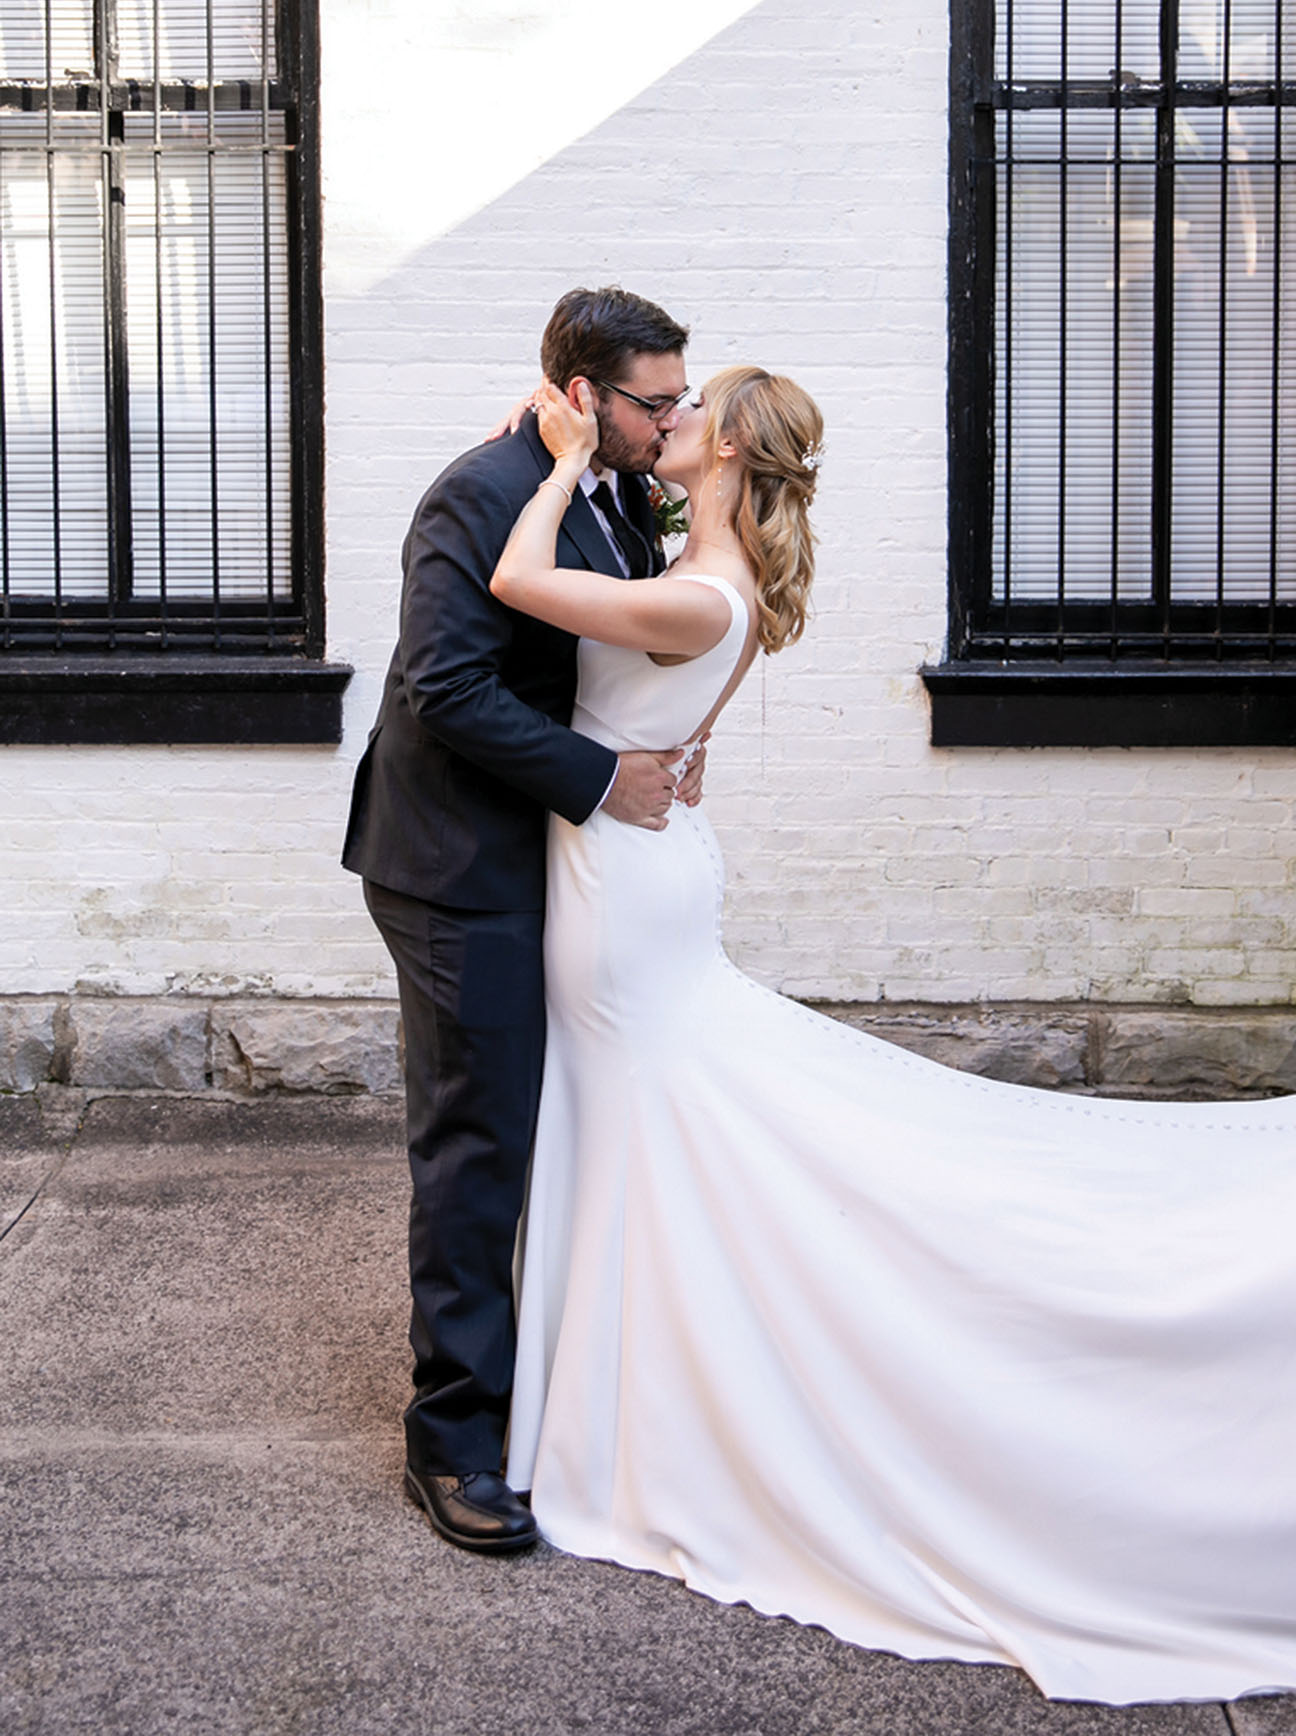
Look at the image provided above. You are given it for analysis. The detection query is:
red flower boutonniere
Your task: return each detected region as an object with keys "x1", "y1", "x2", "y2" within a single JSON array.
[{"x1": 648, "y1": 478, "x2": 690, "y2": 544}]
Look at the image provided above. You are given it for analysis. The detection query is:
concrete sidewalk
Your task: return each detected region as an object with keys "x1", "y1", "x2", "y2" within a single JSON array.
[{"x1": 1, "y1": 1091, "x2": 1291, "y2": 1736}]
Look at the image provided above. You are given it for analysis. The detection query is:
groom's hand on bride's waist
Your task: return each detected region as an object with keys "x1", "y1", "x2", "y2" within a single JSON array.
[{"x1": 602, "y1": 749, "x2": 689, "y2": 831}]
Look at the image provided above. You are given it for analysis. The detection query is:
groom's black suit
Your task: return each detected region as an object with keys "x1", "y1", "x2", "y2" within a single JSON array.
[{"x1": 343, "y1": 413, "x2": 662, "y2": 1475}]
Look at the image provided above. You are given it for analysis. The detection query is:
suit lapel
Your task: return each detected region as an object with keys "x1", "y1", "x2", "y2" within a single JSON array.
[
  {"x1": 516, "y1": 414, "x2": 662, "y2": 577},
  {"x1": 563, "y1": 490, "x2": 626, "y2": 577}
]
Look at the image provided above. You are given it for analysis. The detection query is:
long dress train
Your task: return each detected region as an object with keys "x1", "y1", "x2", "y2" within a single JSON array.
[{"x1": 506, "y1": 573, "x2": 1296, "y2": 1705}]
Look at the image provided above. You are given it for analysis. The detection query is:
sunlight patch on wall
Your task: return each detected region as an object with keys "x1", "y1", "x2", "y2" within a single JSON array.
[{"x1": 321, "y1": 0, "x2": 759, "y2": 295}]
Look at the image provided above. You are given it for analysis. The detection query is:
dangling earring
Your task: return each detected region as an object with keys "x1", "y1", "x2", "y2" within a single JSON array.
[{"x1": 716, "y1": 457, "x2": 725, "y2": 502}]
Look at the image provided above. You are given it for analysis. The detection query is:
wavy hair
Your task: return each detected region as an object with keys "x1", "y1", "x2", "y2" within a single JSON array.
[{"x1": 702, "y1": 366, "x2": 823, "y2": 654}]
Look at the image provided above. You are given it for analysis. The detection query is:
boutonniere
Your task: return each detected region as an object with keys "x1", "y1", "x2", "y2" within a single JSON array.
[{"x1": 648, "y1": 478, "x2": 690, "y2": 543}]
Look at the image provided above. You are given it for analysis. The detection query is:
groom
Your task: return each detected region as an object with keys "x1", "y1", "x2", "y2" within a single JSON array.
[{"x1": 343, "y1": 287, "x2": 695, "y2": 1553}]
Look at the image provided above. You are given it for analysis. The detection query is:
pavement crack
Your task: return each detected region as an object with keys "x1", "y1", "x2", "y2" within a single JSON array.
[
  {"x1": 0, "y1": 1092, "x2": 90, "y2": 1249},
  {"x1": 0, "y1": 1156, "x2": 65, "y2": 1246}
]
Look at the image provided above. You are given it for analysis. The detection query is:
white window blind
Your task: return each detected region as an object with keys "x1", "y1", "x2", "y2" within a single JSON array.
[
  {"x1": 121, "y1": 112, "x2": 291, "y2": 602},
  {"x1": 0, "y1": 113, "x2": 107, "y2": 600},
  {"x1": 0, "y1": 0, "x2": 295, "y2": 645},
  {"x1": 0, "y1": 0, "x2": 273, "y2": 83},
  {"x1": 993, "y1": 0, "x2": 1296, "y2": 620}
]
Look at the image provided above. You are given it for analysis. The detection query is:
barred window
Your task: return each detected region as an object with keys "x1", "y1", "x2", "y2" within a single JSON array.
[
  {"x1": 930, "y1": 0, "x2": 1296, "y2": 745},
  {"x1": 0, "y1": 0, "x2": 342, "y2": 742}
]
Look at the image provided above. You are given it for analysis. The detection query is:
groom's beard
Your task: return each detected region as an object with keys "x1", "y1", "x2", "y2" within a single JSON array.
[{"x1": 593, "y1": 405, "x2": 663, "y2": 476}]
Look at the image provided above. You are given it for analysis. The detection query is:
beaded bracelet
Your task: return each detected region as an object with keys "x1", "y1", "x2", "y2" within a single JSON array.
[{"x1": 537, "y1": 478, "x2": 573, "y2": 505}]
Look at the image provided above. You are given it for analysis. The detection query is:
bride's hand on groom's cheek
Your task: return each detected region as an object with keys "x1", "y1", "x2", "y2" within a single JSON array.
[
  {"x1": 484, "y1": 380, "x2": 597, "y2": 460},
  {"x1": 535, "y1": 380, "x2": 598, "y2": 467}
]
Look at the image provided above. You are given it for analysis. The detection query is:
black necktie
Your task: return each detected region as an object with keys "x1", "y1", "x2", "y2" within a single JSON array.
[{"x1": 591, "y1": 480, "x2": 650, "y2": 579}]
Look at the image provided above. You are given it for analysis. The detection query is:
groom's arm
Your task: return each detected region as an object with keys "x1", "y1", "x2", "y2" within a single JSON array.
[{"x1": 399, "y1": 466, "x2": 617, "y2": 824}]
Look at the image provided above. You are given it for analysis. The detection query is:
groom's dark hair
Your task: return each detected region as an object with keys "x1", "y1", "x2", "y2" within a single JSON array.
[{"x1": 541, "y1": 287, "x2": 689, "y2": 390}]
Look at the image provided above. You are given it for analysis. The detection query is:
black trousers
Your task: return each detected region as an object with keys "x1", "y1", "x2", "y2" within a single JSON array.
[{"x1": 364, "y1": 879, "x2": 545, "y2": 1475}]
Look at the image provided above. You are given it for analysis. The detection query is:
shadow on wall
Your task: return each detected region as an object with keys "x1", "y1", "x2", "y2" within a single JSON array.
[{"x1": 326, "y1": 0, "x2": 905, "y2": 737}]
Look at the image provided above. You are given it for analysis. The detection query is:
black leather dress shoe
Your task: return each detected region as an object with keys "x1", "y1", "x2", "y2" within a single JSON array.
[{"x1": 404, "y1": 1463, "x2": 539, "y2": 1555}]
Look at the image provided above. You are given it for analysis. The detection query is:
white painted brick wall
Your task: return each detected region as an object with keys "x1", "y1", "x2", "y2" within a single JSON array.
[{"x1": 0, "y1": 0, "x2": 1292, "y2": 1009}]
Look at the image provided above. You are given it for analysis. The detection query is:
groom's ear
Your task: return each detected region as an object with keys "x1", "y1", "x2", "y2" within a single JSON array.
[{"x1": 566, "y1": 375, "x2": 593, "y2": 410}]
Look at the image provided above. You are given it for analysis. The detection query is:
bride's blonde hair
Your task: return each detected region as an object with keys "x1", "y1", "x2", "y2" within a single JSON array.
[{"x1": 703, "y1": 366, "x2": 823, "y2": 653}]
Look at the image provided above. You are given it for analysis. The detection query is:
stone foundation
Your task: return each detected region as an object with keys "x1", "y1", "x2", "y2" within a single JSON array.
[
  {"x1": 1, "y1": 995, "x2": 1291, "y2": 1099},
  {"x1": 0, "y1": 997, "x2": 402, "y2": 1097},
  {"x1": 812, "y1": 1002, "x2": 1296, "y2": 1100}
]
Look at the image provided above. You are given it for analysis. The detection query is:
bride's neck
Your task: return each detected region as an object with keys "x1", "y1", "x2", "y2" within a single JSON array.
[{"x1": 681, "y1": 492, "x2": 740, "y2": 560}]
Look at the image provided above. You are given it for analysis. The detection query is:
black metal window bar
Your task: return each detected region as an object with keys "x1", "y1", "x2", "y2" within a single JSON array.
[
  {"x1": 0, "y1": 0, "x2": 319, "y2": 655},
  {"x1": 950, "y1": 0, "x2": 1296, "y2": 662}
]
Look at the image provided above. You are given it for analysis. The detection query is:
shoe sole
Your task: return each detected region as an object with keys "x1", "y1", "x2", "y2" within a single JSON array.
[{"x1": 403, "y1": 1467, "x2": 539, "y2": 1556}]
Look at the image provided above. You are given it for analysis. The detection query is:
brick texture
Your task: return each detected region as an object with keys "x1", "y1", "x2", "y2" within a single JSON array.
[{"x1": 0, "y1": 0, "x2": 1291, "y2": 1017}]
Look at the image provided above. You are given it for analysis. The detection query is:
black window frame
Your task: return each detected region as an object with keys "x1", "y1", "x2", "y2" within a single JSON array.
[
  {"x1": 0, "y1": 0, "x2": 346, "y2": 745},
  {"x1": 927, "y1": 0, "x2": 1296, "y2": 747}
]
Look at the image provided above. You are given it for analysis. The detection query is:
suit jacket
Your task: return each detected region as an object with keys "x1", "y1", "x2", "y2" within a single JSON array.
[{"x1": 342, "y1": 414, "x2": 662, "y2": 911}]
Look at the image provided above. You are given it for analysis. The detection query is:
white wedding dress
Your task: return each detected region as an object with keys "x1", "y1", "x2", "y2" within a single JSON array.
[{"x1": 506, "y1": 574, "x2": 1296, "y2": 1706}]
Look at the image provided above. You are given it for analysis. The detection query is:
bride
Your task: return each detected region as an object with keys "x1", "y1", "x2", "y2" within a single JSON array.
[{"x1": 488, "y1": 367, "x2": 1296, "y2": 1707}]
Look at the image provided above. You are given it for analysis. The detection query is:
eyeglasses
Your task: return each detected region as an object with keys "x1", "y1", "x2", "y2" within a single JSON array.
[{"x1": 592, "y1": 379, "x2": 696, "y2": 423}]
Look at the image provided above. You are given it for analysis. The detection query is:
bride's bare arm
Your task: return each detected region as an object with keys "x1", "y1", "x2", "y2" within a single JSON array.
[
  {"x1": 493, "y1": 555, "x2": 730, "y2": 657},
  {"x1": 490, "y1": 383, "x2": 730, "y2": 659}
]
